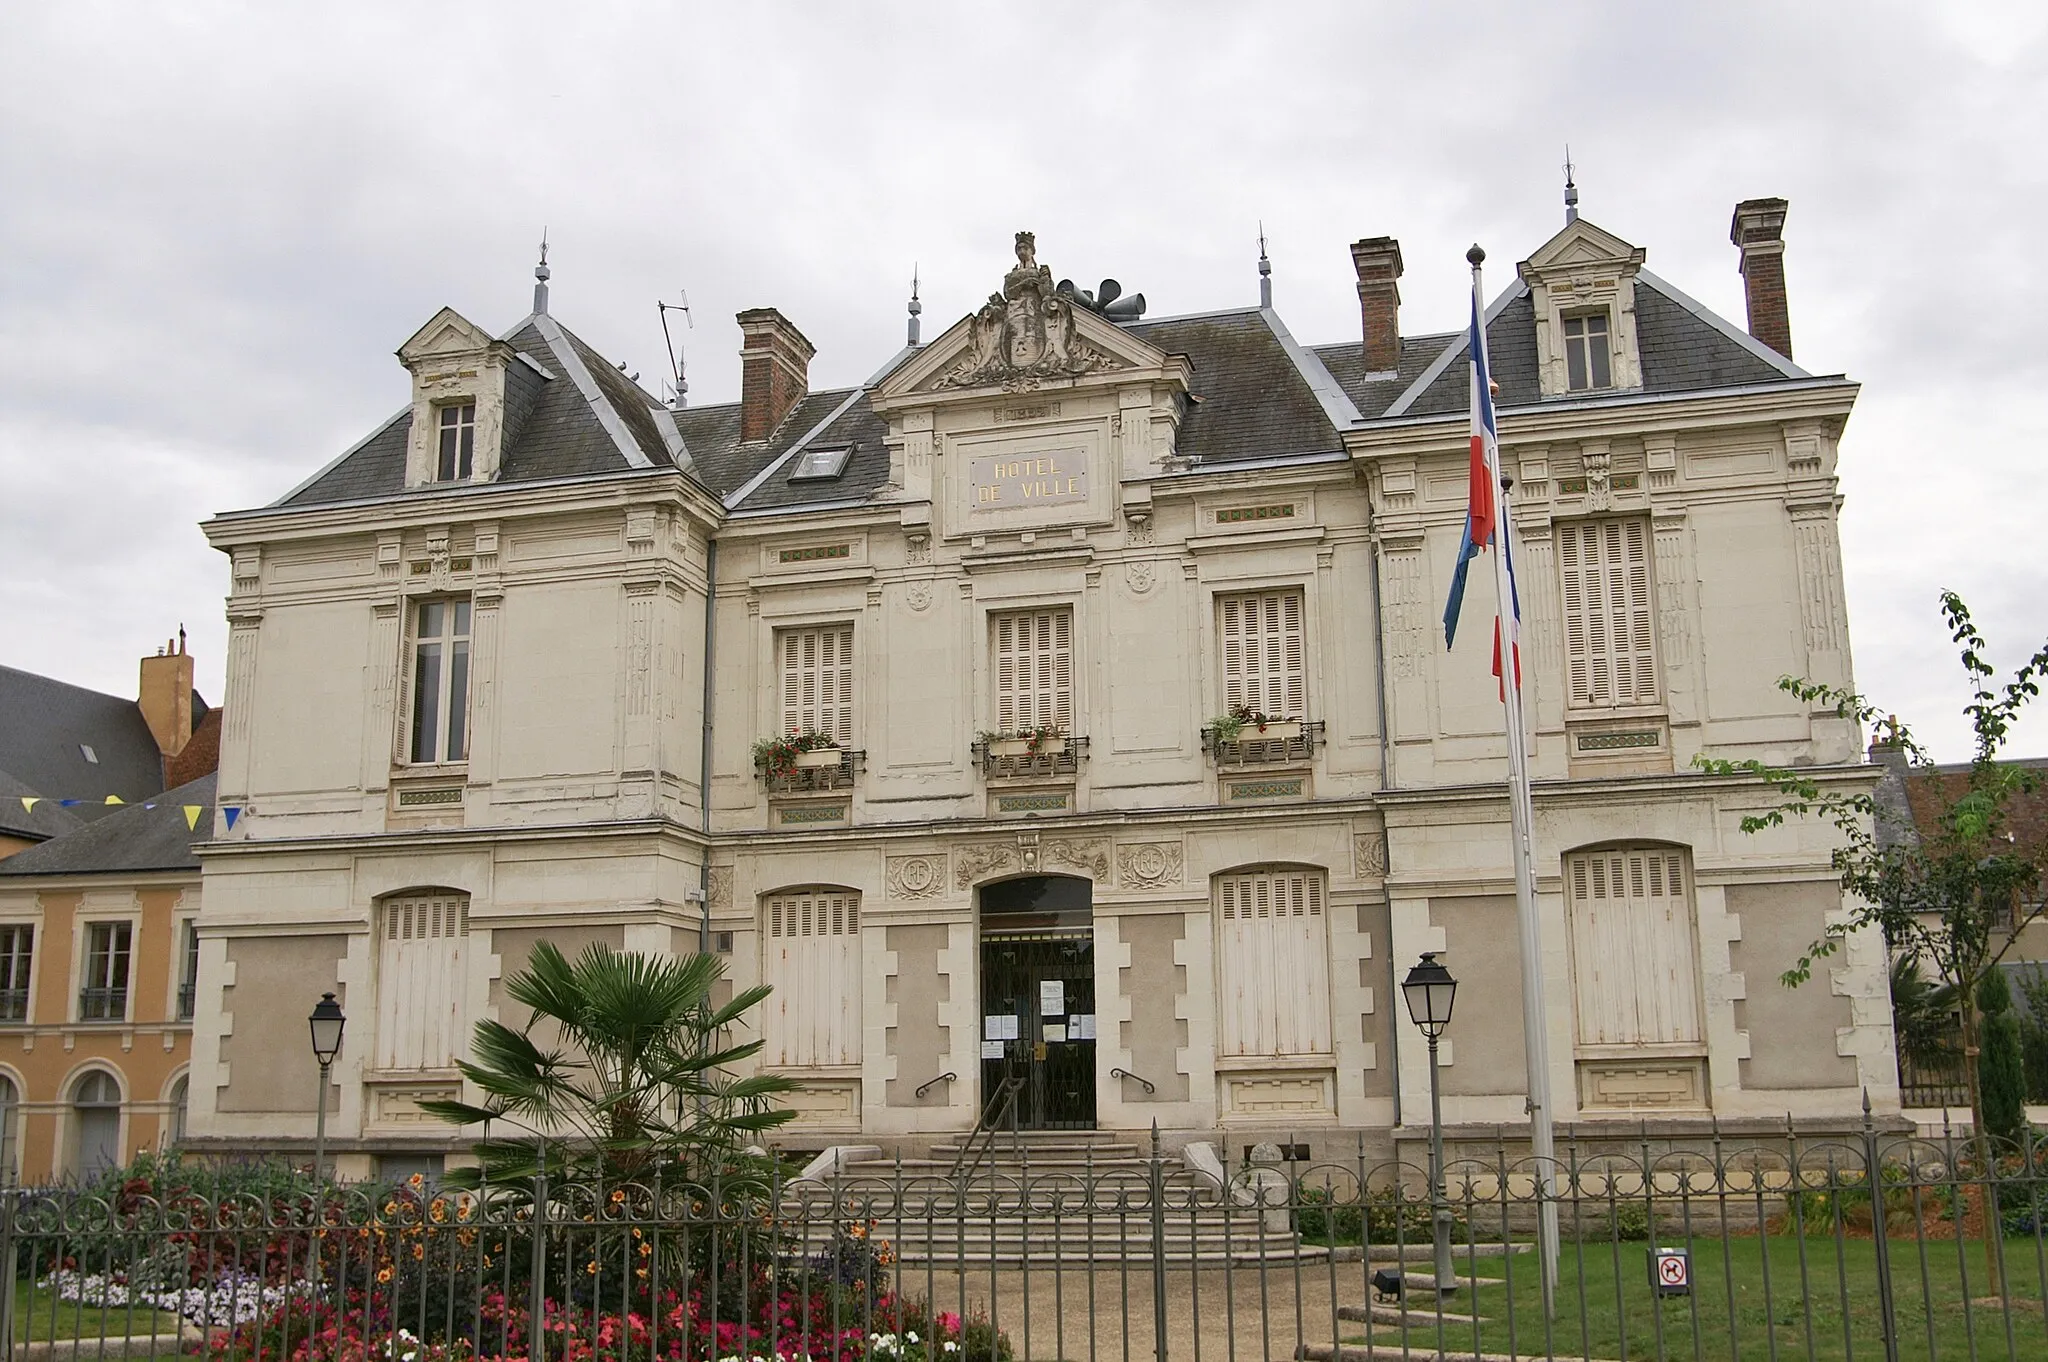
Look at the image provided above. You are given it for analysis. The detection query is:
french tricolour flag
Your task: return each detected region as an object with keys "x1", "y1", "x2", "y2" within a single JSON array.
[{"x1": 1441, "y1": 277, "x2": 1521, "y2": 695}]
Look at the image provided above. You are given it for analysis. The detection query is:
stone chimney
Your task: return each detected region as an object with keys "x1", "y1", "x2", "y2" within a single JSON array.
[
  {"x1": 1349, "y1": 238, "x2": 1404, "y2": 374},
  {"x1": 1730, "y1": 198, "x2": 1792, "y2": 361},
  {"x1": 138, "y1": 631, "x2": 194, "y2": 761},
  {"x1": 736, "y1": 308, "x2": 816, "y2": 444}
]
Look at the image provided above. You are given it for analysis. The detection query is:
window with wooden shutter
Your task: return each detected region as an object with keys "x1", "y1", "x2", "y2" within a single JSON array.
[
  {"x1": 1565, "y1": 846, "x2": 1701, "y2": 1047},
  {"x1": 1558, "y1": 518, "x2": 1657, "y2": 709},
  {"x1": 991, "y1": 608, "x2": 1073, "y2": 733},
  {"x1": 1218, "y1": 589, "x2": 1307, "y2": 718},
  {"x1": 761, "y1": 887, "x2": 863, "y2": 1068},
  {"x1": 777, "y1": 623, "x2": 855, "y2": 744},
  {"x1": 1215, "y1": 867, "x2": 1332, "y2": 1057},
  {"x1": 376, "y1": 892, "x2": 470, "y2": 1071}
]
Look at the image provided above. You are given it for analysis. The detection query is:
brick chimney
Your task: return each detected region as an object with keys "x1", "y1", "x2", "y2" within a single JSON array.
[
  {"x1": 1730, "y1": 198, "x2": 1792, "y2": 361},
  {"x1": 138, "y1": 630, "x2": 194, "y2": 761},
  {"x1": 1349, "y1": 238, "x2": 1404, "y2": 374},
  {"x1": 736, "y1": 308, "x2": 816, "y2": 443}
]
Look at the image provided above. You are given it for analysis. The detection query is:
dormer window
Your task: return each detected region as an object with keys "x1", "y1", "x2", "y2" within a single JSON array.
[
  {"x1": 1563, "y1": 313, "x2": 1613, "y2": 391},
  {"x1": 788, "y1": 447, "x2": 852, "y2": 482},
  {"x1": 436, "y1": 403, "x2": 476, "y2": 481}
]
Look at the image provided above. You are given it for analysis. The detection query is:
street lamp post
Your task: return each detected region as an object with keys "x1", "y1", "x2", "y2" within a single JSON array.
[
  {"x1": 308, "y1": 993, "x2": 346, "y2": 1180},
  {"x1": 1401, "y1": 952, "x2": 1459, "y2": 1296}
]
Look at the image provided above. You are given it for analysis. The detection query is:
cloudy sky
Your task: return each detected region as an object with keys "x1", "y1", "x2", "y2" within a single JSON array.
[{"x1": 3, "y1": 1, "x2": 2044, "y2": 761}]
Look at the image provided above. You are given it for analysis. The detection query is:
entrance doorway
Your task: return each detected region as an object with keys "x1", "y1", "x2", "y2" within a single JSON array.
[{"x1": 979, "y1": 875, "x2": 1096, "y2": 1130}]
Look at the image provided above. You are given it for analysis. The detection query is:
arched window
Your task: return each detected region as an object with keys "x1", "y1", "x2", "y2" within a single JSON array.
[
  {"x1": 167, "y1": 1076, "x2": 189, "y2": 1147},
  {"x1": 1565, "y1": 845, "x2": 1702, "y2": 1046},
  {"x1": 760, "y1": 887, "x2": 862, "y2": 1068},
  {"x1": 72, "y1": 1070, "x2": 122, "y2": 1178},
  {"x1": 1215, "y1": 866, "x2": 1332, "y2": 1058},
  {"x1": 376, "y1": 890, "x2": 471, "y2": 1071},
  {"x1": 0, "y1": 1076, "x2": 18, "y2": 1184}
]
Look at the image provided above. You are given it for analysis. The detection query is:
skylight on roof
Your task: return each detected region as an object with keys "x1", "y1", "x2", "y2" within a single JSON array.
[
  {"x1": 788, "y1": 447, "x2": 852, "y2": 482},
  {"x1": 80, "y1": 744, "x2": 98, "y2": 764}
]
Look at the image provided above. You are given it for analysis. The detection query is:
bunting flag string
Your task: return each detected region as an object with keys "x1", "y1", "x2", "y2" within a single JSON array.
[{"x1": 16, "y1": 794, "x2": 220, "y2": 829}]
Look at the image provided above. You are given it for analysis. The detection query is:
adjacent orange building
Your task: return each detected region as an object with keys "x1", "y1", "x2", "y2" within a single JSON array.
[{"x1": 0, "y1": 641, "x2": 216, "y2": 1181}]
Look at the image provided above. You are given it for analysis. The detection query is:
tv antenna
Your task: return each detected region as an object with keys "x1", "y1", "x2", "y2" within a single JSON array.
[{"x1": 657, "y1": 289, "x2": 693, "y2": 407}]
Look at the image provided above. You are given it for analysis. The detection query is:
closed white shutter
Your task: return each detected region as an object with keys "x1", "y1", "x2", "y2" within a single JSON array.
[
  {"x1": 992, "y1": 608, "x2": 1073, "y2": 733},
  {"x1": 1566, "y1": 847, "x2": 1700, "y2": 1046},
  {"x1": 762, "y1": 887, "x2": 863, "y2": 1067},
  {"x1": 376, "y1": 893, "x2": 469, "y2": 1070},
  {"x1": 778, "y1": 624, "x2": 855, "y2": 744},
  {"x1": 1559, "y1": 518, "x2": 1656, "y2": 708},
  {"x1": 1216, "y1": 868, "x2": 1332, "y2": 1057},
  {"x1": 1219, "y1": 589, "x2": 1306, "y2": 717}
]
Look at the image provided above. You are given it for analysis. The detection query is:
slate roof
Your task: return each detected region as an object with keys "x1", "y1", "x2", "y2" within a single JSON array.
[
  {"x1": 281, "y1": 315, "x2": 681, "y2": 508},
  {"x1": 268, "y1": 235, "x2": 1828, "y2": 523},
  {"x1": 0, "y1": 773, "x2": 215, "y2": 877},
  {"x1": 0, "y1": 665, "x2": 170, "y2": 844}
]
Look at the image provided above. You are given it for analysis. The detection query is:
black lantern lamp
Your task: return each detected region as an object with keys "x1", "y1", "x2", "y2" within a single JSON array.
[
  {"x1": 1400, "y1": 951, "x2": 1458, "y2": 1040},
  {"x1": 309, "y1": 992, "x2": 347, "y2": 1065}
]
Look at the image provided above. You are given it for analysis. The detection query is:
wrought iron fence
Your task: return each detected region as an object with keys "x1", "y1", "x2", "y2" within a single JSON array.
[{"x1": 4, "y1": 1111, "x2": 2045, "y2": 1361}]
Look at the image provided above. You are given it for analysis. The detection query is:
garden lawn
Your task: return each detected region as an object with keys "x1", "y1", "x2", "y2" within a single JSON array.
[
  {"x1": 10, "y1": 1278, "x2": 183, "y2": 1342},
  {"x1": 1344, "y1": 1235, "x2": 2048, "y2": 1361}
]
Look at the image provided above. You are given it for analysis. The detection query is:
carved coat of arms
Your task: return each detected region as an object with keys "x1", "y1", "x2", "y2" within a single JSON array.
[{"x1": 941, "y1": 232, "x2": 1122, "y2": 390}]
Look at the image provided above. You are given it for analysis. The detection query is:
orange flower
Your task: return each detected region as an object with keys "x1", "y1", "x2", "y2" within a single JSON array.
[{"x1": 376, "y1": 1267, "x2": 393, "y2": 1284}]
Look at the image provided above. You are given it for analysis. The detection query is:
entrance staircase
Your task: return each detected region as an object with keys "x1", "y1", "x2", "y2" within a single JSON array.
[{"x1": 792, "y1": 1130, "x2": 1325, "y2": 1267}]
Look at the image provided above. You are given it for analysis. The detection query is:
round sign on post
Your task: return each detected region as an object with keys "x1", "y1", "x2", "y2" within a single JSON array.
[{"x1": 1650, "y1": 1246, "x2": 1691, "y2": 1296}]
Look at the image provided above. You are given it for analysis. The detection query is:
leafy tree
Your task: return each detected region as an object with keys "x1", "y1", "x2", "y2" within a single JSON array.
[
  {"x1": 1696, "y1": 591, "x2": 2046, "y2": 1151},
  {"x1": 421, "y1": 942, "x2": 795, "y2": 1191},
  {"x1": 1889, "y1": 953, "x2": 1960, "y2": 1076},
  {"x1": 1977, "y1": 965, "x2": 2026, "y2": 1144}
]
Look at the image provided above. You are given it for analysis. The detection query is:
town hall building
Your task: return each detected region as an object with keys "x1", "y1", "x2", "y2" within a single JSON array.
[{"x1": 183, "y1": 195, "x2": 1892, "y2": 1174}]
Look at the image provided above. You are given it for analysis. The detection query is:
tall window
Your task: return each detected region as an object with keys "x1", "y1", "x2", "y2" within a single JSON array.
[
  {"x1": 177, "y1": 922, "x2": 199, "y2": 1021},
  {"x1": 1558, "y1": 518, "x2": 1657, "y2": 709},
  {"x1": 376, "y1": 893, "x2": 470, "y2": 1071},
  {"x1": 79, "y1": 922, "x2": 132, "y2": 1021},
  {"x1": 992, "y1": 608, "x2": 1073, "y2": 734},
  {"x1": 1563, "y1": 313, "x2": 1613, "y2": 391},
  {"x1": 0, "y1": 926, "x2": 31, "y2": 1022},
  {"x1": 1566, "y1": 846, "x2": 1702, "y2": 1047},
  {"x1": 167, "y1": 1076, "x2": 189, "y2": 1147},
  {"x1": 761, "y1": 887, "x2": 862, "y2": 1069},
  {"x1": 72, "y1": 1071, "x2": 121, "y2": 1178},
  {"x1": 436, "y1": 402, "x2": 476, "y2": 480},
  {"x1": 1216, "y1": 867, "x2": 1332, "y2": 1058},
  {"x1": 777, "y1": 624, "x2": 855, "y2": 744},
  {"x1": 0, "y1": 1076, "x2": 16, "y2": 1183},
  {"x1": 407, "y1": 598, "x2": 472, "y2": 763},
  {"x1": 1219, "y1": 589, "x2": 1306, "y2": 718}
]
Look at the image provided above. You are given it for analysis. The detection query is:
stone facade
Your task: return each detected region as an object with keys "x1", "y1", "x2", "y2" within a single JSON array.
[{"x1": 185, "y1": 204, "x2": 1890, "y2": 1174}]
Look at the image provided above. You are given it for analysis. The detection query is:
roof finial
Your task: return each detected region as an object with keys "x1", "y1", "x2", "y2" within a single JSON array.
[
  {"x1": 1563, "y1": 149, "x2": 1579, "y2": 225},
  {"x1": 907, "y1": 265, "x2": 922, "y2": 345},
  {"x1": 1257, "y1": 223, "x2": 1272, "y2": 309},
  {"x1": 533, "y1": 229, "x2": 552, "y2": 315}
]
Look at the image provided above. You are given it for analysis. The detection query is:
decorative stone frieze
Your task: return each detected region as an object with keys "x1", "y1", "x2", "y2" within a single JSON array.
[
  {"x1": 1116, "y1": 841, "x2": 1183, "y2": 890},
  {"x1": 885, "y1": 855, "x2": 945, "y2": 900}
]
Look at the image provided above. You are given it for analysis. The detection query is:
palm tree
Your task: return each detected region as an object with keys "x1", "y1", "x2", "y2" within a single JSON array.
[{"x1": 422, "y1": 942, "x2": 795, "y2": 1190}]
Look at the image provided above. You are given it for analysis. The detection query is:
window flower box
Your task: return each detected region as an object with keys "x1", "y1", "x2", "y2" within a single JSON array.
[
  {"x1": 989, "y1": 735, "x2": 1067, "y2": 757},
  {"x1": 793, "y1": 746, "x2": 845, "y2": 769}
]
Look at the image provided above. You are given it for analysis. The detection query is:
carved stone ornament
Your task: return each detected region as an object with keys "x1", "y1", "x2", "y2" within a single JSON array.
[
  {"x1": 955, "y1": 842, "x2": 1019, "y2": 888},
  {"x1": 906, "y1": 582, "x2": 933, "y2": 613},
  {"x1": 706, "y1": 866, "x2": 734, "y2": 909},
  {"x1": 1125, "y1": 560, "x2": 1156, "y2": 595},
  {"x1": 939, "y1": 232, "x2": 1126, "y2": 391},
  {"x1": 1353, "y1": 833, "x2": 1388, "y2": 879},
  {"x1": 886, "y1": 854, "x2": 945, "y2": 899},
  {"x1": 1584, "y1": 448, "x2": 1612, "y2": 512},
  {"x1": 1044, "y1": 837, "x2": 1111, "y2": 880},
  {"x1": 1117, "y1": 841, "x2": 1183, "y2": 890}
]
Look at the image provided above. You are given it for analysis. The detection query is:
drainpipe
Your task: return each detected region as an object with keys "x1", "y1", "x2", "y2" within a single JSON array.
[
  {"x1": 1367, "y1": 486, "x2": 1401, "y2": 1129},
  {"x1": 697, "y1": 536, "x2": 718, "y2": 956}
]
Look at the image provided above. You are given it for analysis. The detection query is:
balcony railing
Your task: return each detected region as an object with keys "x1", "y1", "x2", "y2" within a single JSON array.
[
  {"x1": 0, "y1": 989, "x2": 27, "y2": 1023},
  {"x1": 757, "y1": 749, "x2": 864, "y2": 795},
  {"x1": 973, "y1": 736, "x2": 1088, "y2": 780},
  {"x1": 177, "y1": 982, "x2": 197, "y2": 1021},
  {"x1": 1202, "y1": 719, "x2": 1323, "y2": 768},
  {"x1": 77, "y1": 988, "x2": 127, "y2": 1022}
]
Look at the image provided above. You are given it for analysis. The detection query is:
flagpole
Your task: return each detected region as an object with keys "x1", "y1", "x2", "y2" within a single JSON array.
[{"x1": 1467, "y1": 244, "x2": 1561, "y2": 1314}]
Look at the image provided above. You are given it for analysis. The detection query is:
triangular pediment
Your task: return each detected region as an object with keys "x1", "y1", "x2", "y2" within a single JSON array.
[
  {"x1": 397, "y1": 307, "x2": 497, "y2": 363},
  {"x1": 1519, "y1": 218, "x2": 1647, "y2": 278},
  {"x1": 875, "y1": 234, "x2": 1175, "y2": 410}
]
